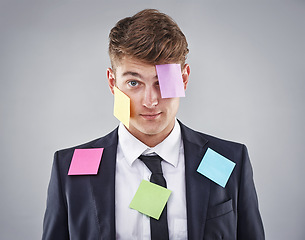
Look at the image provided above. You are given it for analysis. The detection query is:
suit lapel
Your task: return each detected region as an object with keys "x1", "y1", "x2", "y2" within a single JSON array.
[
  {"x1": 179, "y1": 121, "x2": 210, "y2": 240},
  {"x1": 90, "y1": 128, "x2": 118, "y2": 239}
]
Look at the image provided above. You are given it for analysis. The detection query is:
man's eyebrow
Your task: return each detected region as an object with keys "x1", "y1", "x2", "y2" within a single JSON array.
[
  {"x1": 121, "y1": 71, "x2": 158, "y2": 79},
  {"x1": 122, "y1": 71, "x2": 142, "y2": 78}
]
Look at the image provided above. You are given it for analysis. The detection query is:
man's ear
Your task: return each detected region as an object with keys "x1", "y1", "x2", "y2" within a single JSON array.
[
  {"x1": 107, "y1": 68, "x2": 116, "y2": 94},
  {"x1": 182, "y1": 63, "x2": 190, "y2": 90}
]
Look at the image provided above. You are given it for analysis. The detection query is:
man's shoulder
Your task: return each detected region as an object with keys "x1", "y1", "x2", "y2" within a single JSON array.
[
  {"x1": 55, "y1": 127, "x2": 119, "y2": 158},
  {"x1": 179, "y1": 121, "x2": 246, "y2": 155}
]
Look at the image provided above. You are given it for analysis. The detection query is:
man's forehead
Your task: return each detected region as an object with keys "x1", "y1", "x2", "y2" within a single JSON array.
[
  {"x1": 115, "y1": 56, "x2": 181, "y2": 69},
  {"x1": 119, "y1": 57, "x2": 156, "y2": 68},
  {"x1": 116, "y1": 59, "x2": 158, "y2": 79}
]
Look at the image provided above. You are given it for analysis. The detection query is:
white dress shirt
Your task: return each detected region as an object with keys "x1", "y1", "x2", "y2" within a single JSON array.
[{"x1": 115, "y1": 119, "x2": 188, "y2": 240}]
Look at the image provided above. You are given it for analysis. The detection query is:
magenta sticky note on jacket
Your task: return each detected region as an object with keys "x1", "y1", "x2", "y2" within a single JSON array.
[
  {"x1": 156, "y1": 64, "x2": 185, "y2": 98},
  {"x1": 68, "y1": 148, "x2": 104, "y2": 175}
]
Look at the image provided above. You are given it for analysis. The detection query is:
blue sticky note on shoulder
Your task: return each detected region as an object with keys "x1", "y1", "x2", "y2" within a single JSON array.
[{"x1": 197, "y1": 148, "x2": 236, "y2": 188}]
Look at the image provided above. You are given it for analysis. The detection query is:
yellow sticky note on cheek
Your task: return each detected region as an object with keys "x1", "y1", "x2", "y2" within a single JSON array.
[{"x1": 113, "y1": 86, "x2": 130, "y2": 128}]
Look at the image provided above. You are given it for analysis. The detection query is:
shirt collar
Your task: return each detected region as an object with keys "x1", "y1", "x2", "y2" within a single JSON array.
[{"x1": 118, "y1": 119, "x2": 182, "y2": 167}]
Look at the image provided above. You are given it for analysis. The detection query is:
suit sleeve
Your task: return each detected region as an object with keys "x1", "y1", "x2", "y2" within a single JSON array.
[
  {"x1": 42, "y1": 151, "x2": 70, "y2": 240},
  {"x1": 237, "y1": 145, "x2": 265, "y2": 240}
]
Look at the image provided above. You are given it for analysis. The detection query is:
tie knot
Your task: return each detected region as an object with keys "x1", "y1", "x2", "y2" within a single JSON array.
[{"x1": 138, "y1": 154, "x2": 163, "y2": 175}]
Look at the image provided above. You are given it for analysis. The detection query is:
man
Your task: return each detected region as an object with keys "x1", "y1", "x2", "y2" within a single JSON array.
[{"x1": 43, "y1": 9, "x2": 264, "y2": 240}]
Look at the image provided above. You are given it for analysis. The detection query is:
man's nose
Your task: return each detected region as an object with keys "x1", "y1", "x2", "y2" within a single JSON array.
[{"x1": 142, "y1": 86, "x2": 159, "y2": 108}]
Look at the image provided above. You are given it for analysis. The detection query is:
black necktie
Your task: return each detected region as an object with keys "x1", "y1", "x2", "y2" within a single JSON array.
[{"x1": 139, "y1": 154, "x2": 169, "y2": 240}]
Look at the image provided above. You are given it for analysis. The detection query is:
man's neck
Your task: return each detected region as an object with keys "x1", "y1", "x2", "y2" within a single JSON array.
[{"x1": 125, "y1": 121, "x2": 176, "y2": 148}]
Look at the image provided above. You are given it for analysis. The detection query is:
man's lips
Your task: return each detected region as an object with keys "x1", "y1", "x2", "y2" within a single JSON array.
[{"x1": 140, "y1": 112, "x2": 162, "y2": 120}]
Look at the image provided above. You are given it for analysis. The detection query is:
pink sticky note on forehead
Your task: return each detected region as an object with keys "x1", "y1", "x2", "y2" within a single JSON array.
[
  {"x1": 156, "y1": 64, "x2": 185, "y2": 98},
  {"x1": 68, "y1": 148, "x2": 104, "y2": 175}
]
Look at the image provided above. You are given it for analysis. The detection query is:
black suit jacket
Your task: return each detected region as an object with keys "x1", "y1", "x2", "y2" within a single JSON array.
[{"x1": 42, "y1": 121, "x2": 264, "y2": 239}]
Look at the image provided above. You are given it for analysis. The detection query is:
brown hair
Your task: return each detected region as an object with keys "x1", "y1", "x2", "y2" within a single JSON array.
[{"x1": 108, "y1": 9, "x2": 189, "y2": 68}]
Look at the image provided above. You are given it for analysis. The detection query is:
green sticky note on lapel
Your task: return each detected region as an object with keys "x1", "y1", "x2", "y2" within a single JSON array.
[
  {"x1": 129, "y1": 180, "x2": 172, "y2": 220},
  {"x1": 197, "y1": 148, "x2": 236, "y2": 188}
]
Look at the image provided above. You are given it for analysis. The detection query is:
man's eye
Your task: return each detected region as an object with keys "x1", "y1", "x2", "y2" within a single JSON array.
[{"x1": 128, "y1": 81, "x2": 138, "y2": 87}]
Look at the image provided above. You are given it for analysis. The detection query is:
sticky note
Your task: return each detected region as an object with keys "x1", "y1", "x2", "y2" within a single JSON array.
[
  {"x1": 113, "y1": 86, "x2": 130, "y2": 128},
  {"x1": 197, "y1": 148, "x2": 236, "y2": 188},
  {"x1": 68, "y1": 148, "x2": 104, "y2": 175},
  {"x1": 156, "y1": 64, "x2": 185, "y2": 98},
  {"x1": 129, "y1": 180, "x2": 172, "y2": 220}
]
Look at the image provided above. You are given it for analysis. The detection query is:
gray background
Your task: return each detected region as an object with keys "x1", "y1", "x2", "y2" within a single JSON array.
[{"x1": 1, "y1": 0, "x2": 304, "y2": 239}]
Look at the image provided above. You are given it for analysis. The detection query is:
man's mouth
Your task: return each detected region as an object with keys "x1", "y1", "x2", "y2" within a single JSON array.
[{"x1": 140, "y1": 112, "x2": 162, "y2": 120}]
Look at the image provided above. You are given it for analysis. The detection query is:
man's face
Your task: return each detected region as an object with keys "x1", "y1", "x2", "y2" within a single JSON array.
[{"x1": 107, "y1": 57, "x2": 190, "y2": 146}]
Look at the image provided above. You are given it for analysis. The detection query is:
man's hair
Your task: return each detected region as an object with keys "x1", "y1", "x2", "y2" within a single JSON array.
[{"x1": 108, "y1": 9, "x2": 189, "y2": 68}]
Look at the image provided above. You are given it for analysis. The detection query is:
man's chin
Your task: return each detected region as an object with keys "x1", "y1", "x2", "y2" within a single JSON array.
[{"x1": 129, "y1": 122, "x2": 163, "y2": 136}]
